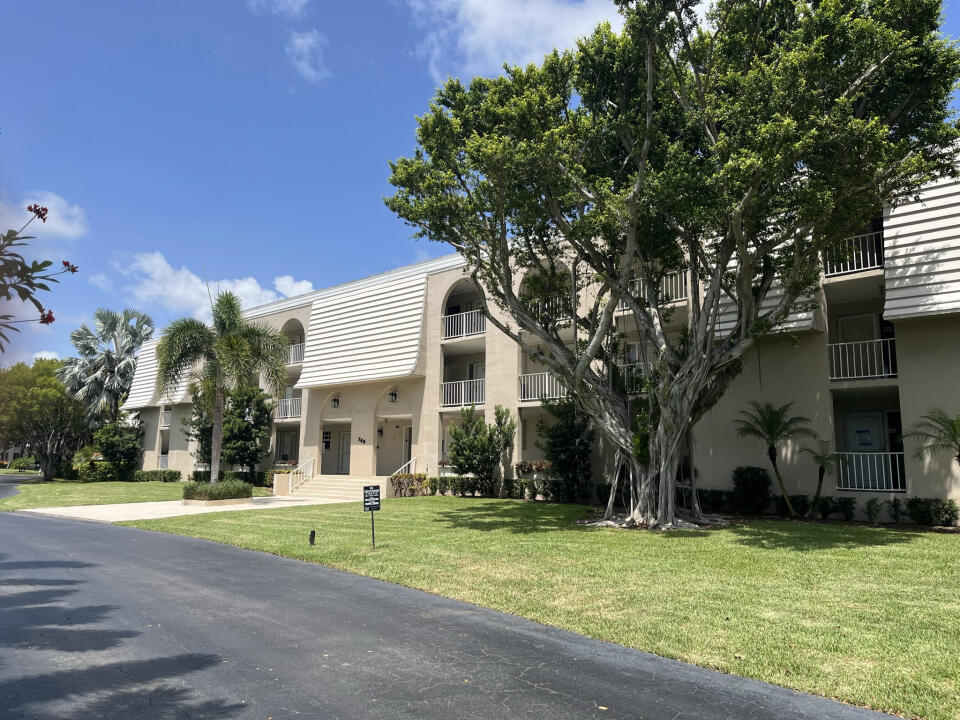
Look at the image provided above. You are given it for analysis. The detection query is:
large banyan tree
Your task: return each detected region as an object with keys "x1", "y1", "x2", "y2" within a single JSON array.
[{"x1": 387, "y1": 0, "x2": 960, "y2": 527}]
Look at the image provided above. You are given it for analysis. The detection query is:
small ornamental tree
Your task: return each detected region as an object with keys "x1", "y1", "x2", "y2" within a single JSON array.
[
  {"x1": 449, "y1": 405, "x2": 517, "y2": 496},
  {"x1": 387, "y1": 0, "x2": 960, "y2": 527},
  {"x1": 182, "y1": 387, "x2": 214, "y2": 466},
  {"x1": 538, "y1": 397, "x2": 595, "y2": 503},
  {"x1": 221, "y1": 385, "x2": 274, "y2": 482},
  {"x1": 93, "y1": 419, "x2": 144, "y2": 482}
]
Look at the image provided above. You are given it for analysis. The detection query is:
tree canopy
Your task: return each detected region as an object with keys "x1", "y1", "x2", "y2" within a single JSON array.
[{"x1": 387, "y1": 0, "x2": 960, "y2": 527}]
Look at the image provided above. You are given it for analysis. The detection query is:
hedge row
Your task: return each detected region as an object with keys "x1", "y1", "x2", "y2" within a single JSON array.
[
  {"x1": 182, "y1": 480, "x2": 253, "y2": 501},
  {"x1": 188, "y1": 470, "x2": 271, "y2": 486},
  {"x1": 132, "y1": 470, "x2": 182, "y2": 483}
]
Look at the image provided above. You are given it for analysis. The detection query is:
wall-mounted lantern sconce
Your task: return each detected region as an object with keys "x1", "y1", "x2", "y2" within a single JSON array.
[
  {"x1": 388, "y1": 389, "x2": 398, "y2": 403},
  {"x1": 331, "y1": 395, "x2": 340, "y2": 408},
  {"x1": 377, "y1": 426, "x2": 383, "y2": 438}
]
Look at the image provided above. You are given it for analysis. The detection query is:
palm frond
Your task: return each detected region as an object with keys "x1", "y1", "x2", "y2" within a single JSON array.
[
  {"x1": 904, "y1": 408, "x2": 960, "y2": 462},
  {"x1": 156, "y1": 318, "x2": 215, "y2": 399},
  {"x1": 735, "y1": 400, "x2": 815, "y2": 447},
  {"x1": 800, "y1": 439, "x2": 837, "y2": 475}
]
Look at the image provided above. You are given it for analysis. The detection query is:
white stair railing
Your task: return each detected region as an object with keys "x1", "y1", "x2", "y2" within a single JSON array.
[
  {"x1": 828, "y1": 338, "x2": 897, "y2": 380},
  {"x1": 391, "y1": 457, "x2": 417, "y2": 476},
  {"x1": 518, "y1": 372, "x2": 568, "y2": 401},
  {"x1": 287, "y1": 457, "x2": 315, "y2": 494},
  {"x1": 442, "y1": 310, "x2": 486, "y2": 339},
  {"x1": 835, "y1": 452, "x2": 905, "y2": 492}
]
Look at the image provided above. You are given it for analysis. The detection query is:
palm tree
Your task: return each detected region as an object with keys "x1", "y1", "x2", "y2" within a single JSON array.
[
  {"x1": 57, "y1": 308, "x2": 154, "y2": 422},
  {"x1": 904, "y1": 408, "x2": 960, "y2": 468},
  {"x1": 155, "y1": 291, "x2": 287, "y2": 483},
  {"x1": 734, "y1": 400, "x2": 817, "y2": 518},
  {"x1": 800, "y1": 440, "x2": 838, "y2": 518}
]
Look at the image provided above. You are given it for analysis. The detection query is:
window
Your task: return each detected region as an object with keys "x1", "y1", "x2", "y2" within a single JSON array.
[
  {"x1": 521, "y1": 419, "x2": 527, "y2": 451},
  {"x1": 322, "y1": 430, "x2": 332, "y2": 453}
]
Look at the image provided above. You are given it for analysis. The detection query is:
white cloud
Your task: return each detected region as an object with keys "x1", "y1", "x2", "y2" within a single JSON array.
[
  {"x1": 88, "y1": 273, "x2": 113, "y2": 292},
  {"x1": 248, "y1": 0, "x2": 310, "y2": 19},
  {"x1": 119, "y1": 251, "x2": 314, "y2": 320},
  {"x1": 405, "y1": 0, "x2": 622, "y2": 82},
  {"x1": 273, "y1": 275, "x2": 314, "y2": 297},
  {"x1": 32, "y1": 350, "x2": 60, "y2": 361},
  {"x1": 285, "y1": 29, "x2": 331, "y2": 83},
  {"x1": 0, "y1": 190, "x2": 89, "y2": 239}
]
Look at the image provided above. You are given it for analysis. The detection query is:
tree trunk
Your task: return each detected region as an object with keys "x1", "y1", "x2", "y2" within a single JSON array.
[
  {"x1": 806, "y1": 466, "x2": 826, "y2": 518},
  {"x1": 209, "y1": 385, "x2": 225, "y2": 484},
  {"x1": 769, "y1": 445, "x2": 796, "y2": 517}
]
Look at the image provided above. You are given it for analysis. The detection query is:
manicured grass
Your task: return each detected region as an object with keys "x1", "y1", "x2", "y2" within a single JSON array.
[
  {"x1": 0, "y1": 468, "x2": 39, "y2": 475},
  {"x1": 123, "y1": 497, "x2": 959, "y2": 719},
  {"x1": 0, "y1": 480, "x2": 270, "y2": 510}
]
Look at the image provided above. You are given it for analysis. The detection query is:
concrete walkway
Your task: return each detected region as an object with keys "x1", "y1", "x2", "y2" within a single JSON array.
[{"x1": 21, "y1": 493, "x2": 347, "y2": 522}]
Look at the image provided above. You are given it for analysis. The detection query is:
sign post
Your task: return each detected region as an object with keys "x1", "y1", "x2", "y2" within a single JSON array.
[{"x1": 363, "y1": 485, "x2": 380, "y2": 550}]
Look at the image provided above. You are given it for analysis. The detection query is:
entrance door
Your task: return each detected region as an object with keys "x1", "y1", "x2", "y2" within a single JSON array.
[
  {"x1": 402, "y1": 426, "x2": 412, "y2": 465},
  {"x1": 838, "y1": 314, "x2": 878, "y2": 343},
  {"x1": 845, "y1": 412, "x2": 885, "y2": 452},
  {"x1": 842, "y1": 411, "x2": 888, "y2": 489},
  {"x1": 338, "y1": 432, "x2": 351, "y2": 474}
]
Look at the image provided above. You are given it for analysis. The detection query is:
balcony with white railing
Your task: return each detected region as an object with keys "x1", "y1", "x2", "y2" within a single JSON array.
[
  {"x1": 286, "y1": 342, "x2": 305, "y2": 365},
  {"x1": 617, "y1": 362, "x2": 652, "y2": 394},
  {"x1": 160, "y1": 410, "x2": 172, "y2": 428},
  {"x1": 275, "y1": 397, "x2": 302, "y2": 420},
  {"x1": 441, "y1": 378, "x2": 485, "y2": 407},
  {"x1": 836, "y1": 452, "x2": 906, "y2": 492},
  {"x1": 824, "y1": 232, "x2": 884, "y2": 277},
  {"x1": 442, "y1": 309, "x2": 486, "y2": 340},
  {"x1": 518, "y1": 372, "x2": 568, "y2": 402},
  {"x1": 620, "y1": 271, "x2": 689, "y2": 309},
  {"x1": 828, "y1": 338, "x2": 897, "y2": 380},
  {"x1": 158, "y1": 454, "x2": 169, "y2": 469}
]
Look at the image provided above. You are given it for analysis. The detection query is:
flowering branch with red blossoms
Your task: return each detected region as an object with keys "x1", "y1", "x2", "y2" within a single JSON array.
[{"x1": 0, "y1": 204, "x2": 79, "y2": 351}]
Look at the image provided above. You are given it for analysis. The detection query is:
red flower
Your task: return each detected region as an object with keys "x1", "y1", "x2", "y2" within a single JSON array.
[
  {"x1": 62, "y1": 260, "x2": 78, "y2": 273},
  {"x1": 26, "y1": 204, "x2": 49, "y2": 223},
  {"x1": 39, "y1": 309, "x2": 55, "y2": 325}
]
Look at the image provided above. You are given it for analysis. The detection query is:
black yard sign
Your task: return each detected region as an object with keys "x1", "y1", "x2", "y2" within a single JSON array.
[{"x1": 363, "y1": 485, "x2": 380, "y2": 549}]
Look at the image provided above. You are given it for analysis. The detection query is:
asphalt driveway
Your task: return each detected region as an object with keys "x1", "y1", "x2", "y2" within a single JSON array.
[{"x1": 0, "y1": 512, "x2": 892, "y2": 719}]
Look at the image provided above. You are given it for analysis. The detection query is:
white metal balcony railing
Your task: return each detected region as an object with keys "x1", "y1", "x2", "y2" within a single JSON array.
[
  {"x1": 160, "y1": 410, "x2": 172, "y2": 428},
  {"x1": 442, "y1": 309, "x2": 486, "y2": 340},
  {"x1": 836, "y1": 452, "x2": 906, "y2": 492},
  {"x1": 620, "y1": 271, "x2": 689, "y2": 309},
  {"x1": 518, "y1": 372, "x2": 568, "y2": 402},
  {"x1": 618, "y1": 362, "x2": 652, "y2": 394},
  {"x1": 158, "y1": 454, "x2": 169, "y2": 469},
  {"x1": 824, "y1": 232, "x2": 884, "y2": 277},
  {"x1": 828, "y1": 338, "x2": 897, "y2": 380},
  {"x1": 275, "y1": 397, "x2": 302, "y2": 419},
  {"x1": 287, "y1": 342, "x2": 305, "y2": 365},
  {"x1": 441, "y1": 379, "x2": 485, "y2": 407}
]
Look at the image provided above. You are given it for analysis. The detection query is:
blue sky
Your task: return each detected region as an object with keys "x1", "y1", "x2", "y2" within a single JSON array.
[{"x1": 0, "y1": 0, "x2": 957, "y2": 365}]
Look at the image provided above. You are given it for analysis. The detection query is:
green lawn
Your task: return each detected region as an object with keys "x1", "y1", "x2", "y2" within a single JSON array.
[
  {"x1": 0, "y1": 480, "x2": 270, "y2": 510},
  {"x1": 125, "y1": 496, "x2": 959, "y2": 719}
]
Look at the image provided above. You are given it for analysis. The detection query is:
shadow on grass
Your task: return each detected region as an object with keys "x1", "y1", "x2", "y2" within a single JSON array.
[
  {"x1": 431, "y1": 498, "x2": 593, "y2": 534},
  {"x1": 723, "y1": 519, "x2": 922, "y2": 551}
]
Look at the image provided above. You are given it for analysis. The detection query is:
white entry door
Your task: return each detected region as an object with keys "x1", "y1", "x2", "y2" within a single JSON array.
[{"x1": 338, "y1": 432, "x2": 351, "y2": 474}]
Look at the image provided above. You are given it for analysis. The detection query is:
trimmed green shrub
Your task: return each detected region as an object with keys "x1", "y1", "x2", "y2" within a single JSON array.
[
  {"x1": 886, "y1": 497, "x2": 904, "y2": 523},
  {"x1": 132, "y1": 470, "x2": 182, "y2": 483},
  {"x1": 78, "y1": 461, "x2": 115, "y2": 483},
  {"x1": 697, "y1": 489, "x2": 732, "y2": 513},
  {"x1": 390, "y1": 473, "x2": 428, "y2": 497},
  {"x1": 9, "y1": 456, "x2": 36, "y2": 472},
  {"x1": 777, "y1": 494, "x2": 811, "y2": 517},
  {"x1": 814, "y1": 496, "x2": 837, "y2": 520},
  {"x1": 223, "y1": 470, "x2": 270, "y2": 487},
  {"x1": 731, "y1": 466, "x2": 771, "y2": 514},
  {"x1": 864, "y1": 497, "x2": 882, "y2": 523},
  {"x1": 906, "y1": 497, "x2": 960, "y2": 526},
  {"x1": 94, "y1": 421, "x2": 143, "y2": 482},
  {"x1": 191, "y1": 470, "x2": 224, "y2": 483},
  {"x1": 182, "y1": 480, "x2": 252, "y2": 501},
  {"x1": 835, "y1": 497, "x2": 857, "y2": 521}
]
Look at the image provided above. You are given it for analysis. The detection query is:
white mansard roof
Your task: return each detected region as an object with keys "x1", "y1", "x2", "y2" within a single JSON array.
[
  {"x1": 122, "y1": 339, "x2": 192, "y2": 410},
  {"x1": 884, "y1": 176, "x2": 960, "y2": 319}
]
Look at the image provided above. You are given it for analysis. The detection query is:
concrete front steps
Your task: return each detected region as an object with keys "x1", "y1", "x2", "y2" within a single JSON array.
[{"x1": 290, "y1": 475, "x2": 387, "y2": 503}]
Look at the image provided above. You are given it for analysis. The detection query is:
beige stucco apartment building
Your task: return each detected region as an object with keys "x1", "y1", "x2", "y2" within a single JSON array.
[{"x1": 125, "y1": 175, "x2": 960, "y2": 509}]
